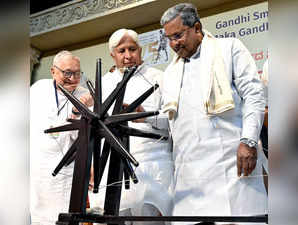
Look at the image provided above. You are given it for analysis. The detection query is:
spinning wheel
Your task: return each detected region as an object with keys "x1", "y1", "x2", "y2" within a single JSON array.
[
  {"x1": 44, "y1": 59, "x2": 166, "y2": 222},
  {"x1": 44, "y1": 59, "x2": 268, "y2": 225}
]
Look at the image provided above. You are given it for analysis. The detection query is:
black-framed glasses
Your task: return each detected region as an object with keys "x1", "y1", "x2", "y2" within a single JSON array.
[
  {"x1": 166, "y1": 27, "x2": 191, "y2": 42},
  {"x1": 54, "y1": 65, "x2": 82, "y2": 79}
]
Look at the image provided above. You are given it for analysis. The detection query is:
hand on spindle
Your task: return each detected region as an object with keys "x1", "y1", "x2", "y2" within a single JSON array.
[
  {"x1": 71, "y1": 93, "x2": 94, "y2": 119},
  {"x1": 122, "y1": 103, "x2": 146, "y2": 123}
]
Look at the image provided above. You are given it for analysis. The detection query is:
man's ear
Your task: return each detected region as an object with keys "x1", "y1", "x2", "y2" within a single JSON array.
[
  {"x1": 194, "y1": 21, "x2": 202, "y2": 33},
  {"x1": 50, "y1": 66, "x2": 55, "y2": 78}
]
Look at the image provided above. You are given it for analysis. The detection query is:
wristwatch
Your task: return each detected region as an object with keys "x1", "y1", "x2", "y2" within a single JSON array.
[{"x1": 240, "y1": 138, "x2": 258, "y2": 149}]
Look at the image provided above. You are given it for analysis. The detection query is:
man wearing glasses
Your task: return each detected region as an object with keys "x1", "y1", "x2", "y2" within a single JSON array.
[
  {"x1": 160, "y1": 3, "x2": 267, "y2": 224},
  {"x1": 30, "y1": 50, "x2": 93, "y2": 225}
]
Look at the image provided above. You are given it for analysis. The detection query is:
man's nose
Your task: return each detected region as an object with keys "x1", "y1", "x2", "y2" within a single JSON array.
[
  {"x1": 170, "y1": 40, "x2": 179, "y2": 49},
  {"x1": 124, "y1": 50, "x2": 132, "y2": 59},
  {"x1": 68, "y1": 74, "x2": 78, "y2": 81},
  {"x1": 173, "y1": 38, "x2": 182, "y2": 45}
]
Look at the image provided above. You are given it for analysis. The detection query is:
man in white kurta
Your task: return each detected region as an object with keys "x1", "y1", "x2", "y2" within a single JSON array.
[
  {"x1": 30, "y1": 51, "x2": 93, "y2": 225},
  {"x1": 89, "y1": 29, "x2": 174, "y2": 225},
  {"x1": 160, "y1": 3, "x2": 267, "y2": 225}
]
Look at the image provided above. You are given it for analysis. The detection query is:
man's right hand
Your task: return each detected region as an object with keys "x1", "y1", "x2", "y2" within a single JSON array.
[
  {"x1": 71, "y1": 93, "x2": 94, "y2": 118},
  {"x1": 79, "y1": 93, "x2": 94, "y2": 107}
]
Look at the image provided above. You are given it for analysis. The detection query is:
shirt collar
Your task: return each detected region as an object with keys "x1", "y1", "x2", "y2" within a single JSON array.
[
  {"x1": 183, "y1": 45, "x2": 201, "y2": 63},
  {"x1": 115, "y1": 63, "x2": 145, "y2": 76}
]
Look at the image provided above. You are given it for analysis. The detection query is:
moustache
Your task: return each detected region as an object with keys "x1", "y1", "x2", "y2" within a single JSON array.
[
  {"x1": 61, "y1": 81, "x2": 79, "y2": 90},
  {"x1": 174, "y1": 45, "x2": 185, "y2": 53},
  {"x1": 63, "y1": 79, "x2": 79, "y2": 85}
]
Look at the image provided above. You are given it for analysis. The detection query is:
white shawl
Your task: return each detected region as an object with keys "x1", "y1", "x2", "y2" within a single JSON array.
[{"x1": 163, "y1": 30, "x2": 235, "y2": 120}]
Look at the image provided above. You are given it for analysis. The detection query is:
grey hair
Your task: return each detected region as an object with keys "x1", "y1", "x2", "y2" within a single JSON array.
[
  {"x1": 52, "y1": 50, "x2": 80, "y2": 66},
  {"x1": 160, "y1": 3, "x2": 200, "y2": 27},
  {"x1": 108, "y1": 28, "x2": 140, "y2": 53}
]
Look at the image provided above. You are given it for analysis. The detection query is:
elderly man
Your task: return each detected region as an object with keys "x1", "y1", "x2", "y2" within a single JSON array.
[
  {"x1": 90, "y1": 28, "x2": 174, "y2": 225},
  {"x1": 160, "y1": 3, "x2": 268, "y2": 224},
  {"x1": 30, "y1": 50, "x2": 93, "y2": 225}
]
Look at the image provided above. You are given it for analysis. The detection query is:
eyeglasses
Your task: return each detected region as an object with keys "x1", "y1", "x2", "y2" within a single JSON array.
[
  {"x1": 165, "y1": 27, "x2": 191, "y2": 42},
  {"x1": 54, "y1": 65, "x2": 82, "y2": 79}
]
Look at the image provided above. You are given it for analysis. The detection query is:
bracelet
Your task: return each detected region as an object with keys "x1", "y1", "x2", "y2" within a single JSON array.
[{"x1": 72, "y1": 108, "x2": 81, "y2": 116}]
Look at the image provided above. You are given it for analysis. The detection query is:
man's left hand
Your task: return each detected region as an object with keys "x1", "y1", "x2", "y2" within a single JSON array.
[
  {"x1": 133, "y1": 104, "x2": 146, "y2": 123},
  {"x1": 237, "y1": 143, "x2": 257, "y2": 177},
  {"x1": 123, "y1": 103, "x2": 146, "y2": 123}
]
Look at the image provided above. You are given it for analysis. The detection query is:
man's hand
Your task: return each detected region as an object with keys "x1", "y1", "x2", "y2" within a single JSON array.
[
  {"x1": 237, "y1": 142, "x2": 257, "y2": 177},
  {"x1": 79, "y1": 93, "x2": 94, "y2": 107},
  {"x1": 89, "y1": 166, "x2": 94, "y2": 191},
  {"x1": 122, "y1": 103, "x2": 146, "y2": 123},
  {"x1": 71, "y1": 93, "x2": 94, "y2": 119},
  {"x1": 133, "y1": 104, "x2": 146, "y2": 123}
]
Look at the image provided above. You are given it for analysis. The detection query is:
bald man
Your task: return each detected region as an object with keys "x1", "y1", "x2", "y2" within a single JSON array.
[{"x1": 30, "y1": 50, "x2": 93, "y2": 225}]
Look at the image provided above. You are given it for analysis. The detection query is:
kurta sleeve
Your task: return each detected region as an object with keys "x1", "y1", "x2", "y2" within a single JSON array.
[
  {"x1": 143, "y1": 69, "x2": 169, "y2": 131},
  {"x1": 145, "y1": 104, "x2": 169, "y2": 130},
  {"x1": 231, "y1": 38, "x2": 266, "y2": 142}
]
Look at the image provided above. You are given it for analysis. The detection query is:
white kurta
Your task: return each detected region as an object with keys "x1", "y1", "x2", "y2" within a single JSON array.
[
  {"x1": 89, "y1": 64, "x2": 174, "y2": 217},
  {"x1": 163, "y1": 38, "x2": 268, "y2": 225},
  {"x1": 30, "y1": 79, "x2": 88, "y2": 225}
]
